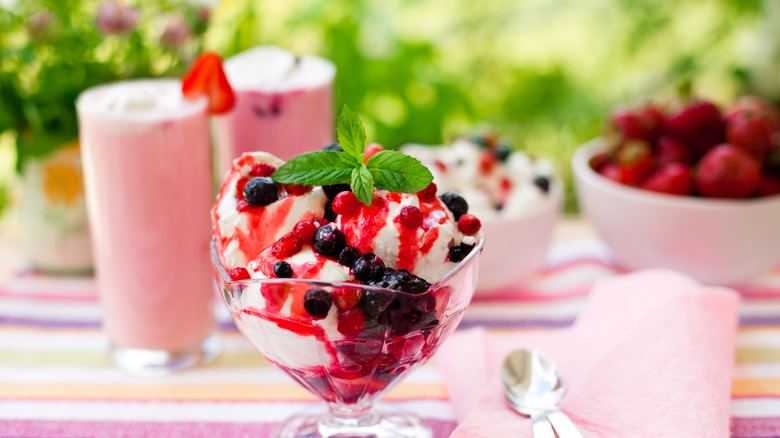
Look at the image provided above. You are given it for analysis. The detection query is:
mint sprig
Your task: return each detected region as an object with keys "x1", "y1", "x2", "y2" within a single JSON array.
[
  {"x1": 272, "y1": 105, "x2": 433, "y2": 205},
  {"x1": 337, "y1": 105, "x2": 367, "y2": 165}
]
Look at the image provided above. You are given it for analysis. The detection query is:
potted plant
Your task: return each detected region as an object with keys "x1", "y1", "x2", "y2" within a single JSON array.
[{"x1": 0, "y1": 0, "x2": 211, "y2": 273}]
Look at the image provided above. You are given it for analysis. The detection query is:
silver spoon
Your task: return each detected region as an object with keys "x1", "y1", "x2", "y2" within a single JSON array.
[{"x1": 501, "y1": 349, "x2": 584, "y2": 438}]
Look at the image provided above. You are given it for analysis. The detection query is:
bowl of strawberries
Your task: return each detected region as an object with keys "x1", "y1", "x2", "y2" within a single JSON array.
[{"x1": 572, "y1": 95, "x2": 780, "y2": 285}]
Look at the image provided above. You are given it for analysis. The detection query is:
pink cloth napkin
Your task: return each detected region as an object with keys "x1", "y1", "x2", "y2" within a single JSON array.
[{"x1": 437, "y1": 269, "x2": 740, "y2": 438}]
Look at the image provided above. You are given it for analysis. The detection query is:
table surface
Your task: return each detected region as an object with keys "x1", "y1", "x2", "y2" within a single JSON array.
[{"x1": 1, "y1": 217, "x2": 779, "y2": 438}]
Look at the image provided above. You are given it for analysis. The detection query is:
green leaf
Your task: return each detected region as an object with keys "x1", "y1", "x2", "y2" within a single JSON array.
[
  {"x1": 337, "y1": 105, "x2": 367, "y2": 163},
  {"x1": 272, "y1": 151, "x2": 354, "y2": 186},
  {"x1": 351, "y1": 164, "x2": 374, "y2": 205},
  {"x1": 366, "y1": 150, "x2": 434, "y2": 193}
]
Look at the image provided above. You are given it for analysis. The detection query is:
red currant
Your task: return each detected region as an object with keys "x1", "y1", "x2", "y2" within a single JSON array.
[
  {"x1": 250, "y1": 163, "x2": 277, "y2": 177},
  {"x1": 229, "y1": 267, "x2": 251, "y2": 281},
  {"x1": 271, "y1": 234, "x2": 303, "y2": 258},
  {"x1": 457, "y1": 214, "x2": 481, "y2": 235},
  {"x1": 417, "y1": 182, "x2": 437, "y2": 200},
  {"x1": 293, "y1": 220, "x2": 318, "y2": 244},
  {"x1": 399, "y1": 205, "x2": 423, "y2": 229},
  {"x1": 332, "y1": 191, "x2": 361, "y2": 216}
]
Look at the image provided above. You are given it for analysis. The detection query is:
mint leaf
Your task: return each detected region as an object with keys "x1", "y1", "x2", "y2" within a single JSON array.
[
  {"x1": 351, "y1": 164, "x2": 374, "y2": 205},
  {"x1": 270, "y1": 106, "x2": 434, "y2": 206},
  {"x1": 366, "y1": 151, "x2": 433, "y2": 193},
  {"x1": 337, "y1": 105, "x2": 367, "y2": 164},
  {"x1": 272, "y1": 151, "x2": 354, "y2": 186}
]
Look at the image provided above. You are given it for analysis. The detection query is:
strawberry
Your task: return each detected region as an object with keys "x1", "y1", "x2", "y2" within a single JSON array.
[
  {"x1": 726, "y1": 110, "x2": 775, "y2": 163},
  {"x1": 640, "y1": 163, "x2": 692, "y2": 196},
  {"x1": 725, "y1": 96, "x2": 780, "y2": 132},
  {"x1": 588, "y1": 151, "x2": 612, "y2": 172},
  {"x1": 598, "y1": 162, "x2": 628, "y2": 184},
  {"x1": 614, "y1": 140, "x2": 656, "y2": 186},
  {"x1": 664, "y1": 99, "x2": 724, "y2": 156},
  {"x1": 607, "y1": 103, "x2": 664, "y2": 143},
  {"x1": 757, "y1": 175, "x2": 780, "y2": 196},
  {"x1": 656, "y1": 135, "x2": 692, "y2": 166},
  {"x1": 182, "y1": 52, "x2": 235, "y2": 115},
  {"x1": 695, "y1": 144, "x2": 761, "y2": 198}
]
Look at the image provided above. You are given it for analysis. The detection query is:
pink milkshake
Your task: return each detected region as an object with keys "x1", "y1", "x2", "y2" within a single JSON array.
[
  {"x1": 215, "y1": 46, "x2": 336, "y2": 176},
  {"x1": 76, "y1": 79, "x2": 219, "y2": 375}
]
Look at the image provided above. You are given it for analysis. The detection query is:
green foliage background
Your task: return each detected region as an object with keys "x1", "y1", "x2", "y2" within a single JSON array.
[
  {"x1": 207, "y1": 0, "x2": 767, "y2": 211},
  {"x1": 0, "y1": 0, "x2": 774, "y2": 214}
]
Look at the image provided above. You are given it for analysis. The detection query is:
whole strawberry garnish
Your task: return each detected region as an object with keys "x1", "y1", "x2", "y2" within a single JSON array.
[
  {"x1": 695, "y1": 144, "x2": 761, "y2": 198},
  {"x1": 182, "y1": 52, "x2": 236, "y2": 114},
  {"x1": 726, "y1": 109, "x2": 775, "y2": 163},
  {"x1": 664, "y1": 99, "x2": 724, "y2": 156},
  {"x1": 656, "y1": 135, "x2": 692, "y2": 166},
  {"x1": 640, "y1": 163, "x2": 692, "y2": 196}
]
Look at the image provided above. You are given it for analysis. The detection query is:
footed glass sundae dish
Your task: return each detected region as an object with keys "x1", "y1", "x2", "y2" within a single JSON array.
[
  {"x1": 211, "y1": 107, "x2": 484, "y2": 437},
  {"x1": 212, "y1": 238, "x2": 481, "y2": 437}
]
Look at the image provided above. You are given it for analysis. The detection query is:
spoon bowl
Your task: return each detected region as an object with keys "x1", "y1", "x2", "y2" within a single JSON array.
[
  {"x1": 501, "y1": 349, "x2": 565, "y2": 411},
  {"x1": 501, "y1": 349, "x2": 583, "y2": 438}
]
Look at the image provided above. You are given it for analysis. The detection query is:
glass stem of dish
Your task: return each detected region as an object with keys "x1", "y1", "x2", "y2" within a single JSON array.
[{"x1": 325, "y1": 401, "x2": 377, "y2": 428}]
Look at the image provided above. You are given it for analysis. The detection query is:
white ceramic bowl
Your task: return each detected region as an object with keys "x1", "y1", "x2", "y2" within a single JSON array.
[
  {"x1": 572, "y1": 139, "x2": 780, "y2": 285},
  {"x1": 476, "y1": 185, "x2": 562, "y2": 294}
]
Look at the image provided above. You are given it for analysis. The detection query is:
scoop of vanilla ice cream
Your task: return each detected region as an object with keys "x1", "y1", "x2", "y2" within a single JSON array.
[
  {"x1": 336, "y1": 190, "x2": 465, "y2": 283},
  {"x1": 248, "y1": 246, "x2": 352, "y2": 283},
  {"x1": 212, "y1": 152, "x2": 327, "y2": 269}
]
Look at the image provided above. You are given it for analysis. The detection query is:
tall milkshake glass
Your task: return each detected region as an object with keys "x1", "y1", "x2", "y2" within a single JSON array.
[
  {"x1": 215, "y1": 46, "x2": 336, "y2": 176},
  {"x1": 77, "y1": 79, "x2": 220, "y2": 375}
]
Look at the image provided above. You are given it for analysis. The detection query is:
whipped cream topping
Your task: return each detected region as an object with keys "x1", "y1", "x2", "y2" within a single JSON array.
[
  {"x1": 76, "y1": 79, "x2": 206, "y2": 121},
  {"x1": 224, "y1": 45, "x2": 336, "y2": 92}
]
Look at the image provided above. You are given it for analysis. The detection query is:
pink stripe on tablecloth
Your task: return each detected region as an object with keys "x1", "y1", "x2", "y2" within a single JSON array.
[
  {"x1": 0, "y1": 419, "x2": 457, "y2": 438},
  {"x1": 731, "y1": 416, "x2": 780, "y2": 437}
]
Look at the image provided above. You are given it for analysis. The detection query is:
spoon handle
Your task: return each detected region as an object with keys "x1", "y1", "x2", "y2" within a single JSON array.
[
  {"x1": 531, "y1": 411, "x2": 556, "y2": 438},
  {"x1": 547, "y1": 409, "x2": 584, "y2": 438}
]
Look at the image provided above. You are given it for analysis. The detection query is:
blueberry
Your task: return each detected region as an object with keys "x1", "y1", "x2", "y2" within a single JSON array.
[
  {"x1": 322, "y1": 142, "x2": 343, "y2": 152},
  {"x1": 243, "y1": 177, "x2": 279, "y2": 206},
  {"x1": 313, "y1": 225, "x2": 346, "y2": 258},
  {"x1": 303, "y1": 288, "x2": 332, "y2": 319},
  {"x1": 533, "y1": 175, "x2": 551, "y2": 193},
  {"x1": 495, "y1": 144, "x2": 512, "y2": 162},
  {"x1": 438, "y1": 191, "x2": 469, "y2": 220},
  {"x1": 273, "y1": 261, "x2": 293, "y2": 278},
  {"x1": 449, "y1": 243, "x2": 474, "y2": 263},
  {"x1": 371, "y1": 269, "x2": 430, "y2": 294},
  {"x1": 323, "y1": 184, "x2": 351, "y2": 200},
  {"x1": 337, "y1": 246, "x2": 359, "y2": 267},
  {"x1": 353, "y1": 253, "x2": 385, "y2": 283},
  {"x1": 360, "y1": 290, "x2": 394, "y2": 321}
]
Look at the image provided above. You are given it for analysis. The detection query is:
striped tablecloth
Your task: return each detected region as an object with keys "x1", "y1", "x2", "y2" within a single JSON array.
[{"x1": 1, "y1": 238, "x2": 780, "y2": 438}]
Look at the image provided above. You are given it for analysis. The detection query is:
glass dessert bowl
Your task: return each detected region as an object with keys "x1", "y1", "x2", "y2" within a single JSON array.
[{"x1": 211, "y1": 236, "x2": 483, "y2": 438}]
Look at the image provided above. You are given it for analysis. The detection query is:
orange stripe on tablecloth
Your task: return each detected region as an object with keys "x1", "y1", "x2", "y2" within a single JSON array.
[
  {"x1": 732, "y1": 378, "x2": 780, "y2": 397},
  {"x1": 0, "y1": 382, "x2": 448, "y2": 401}
]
